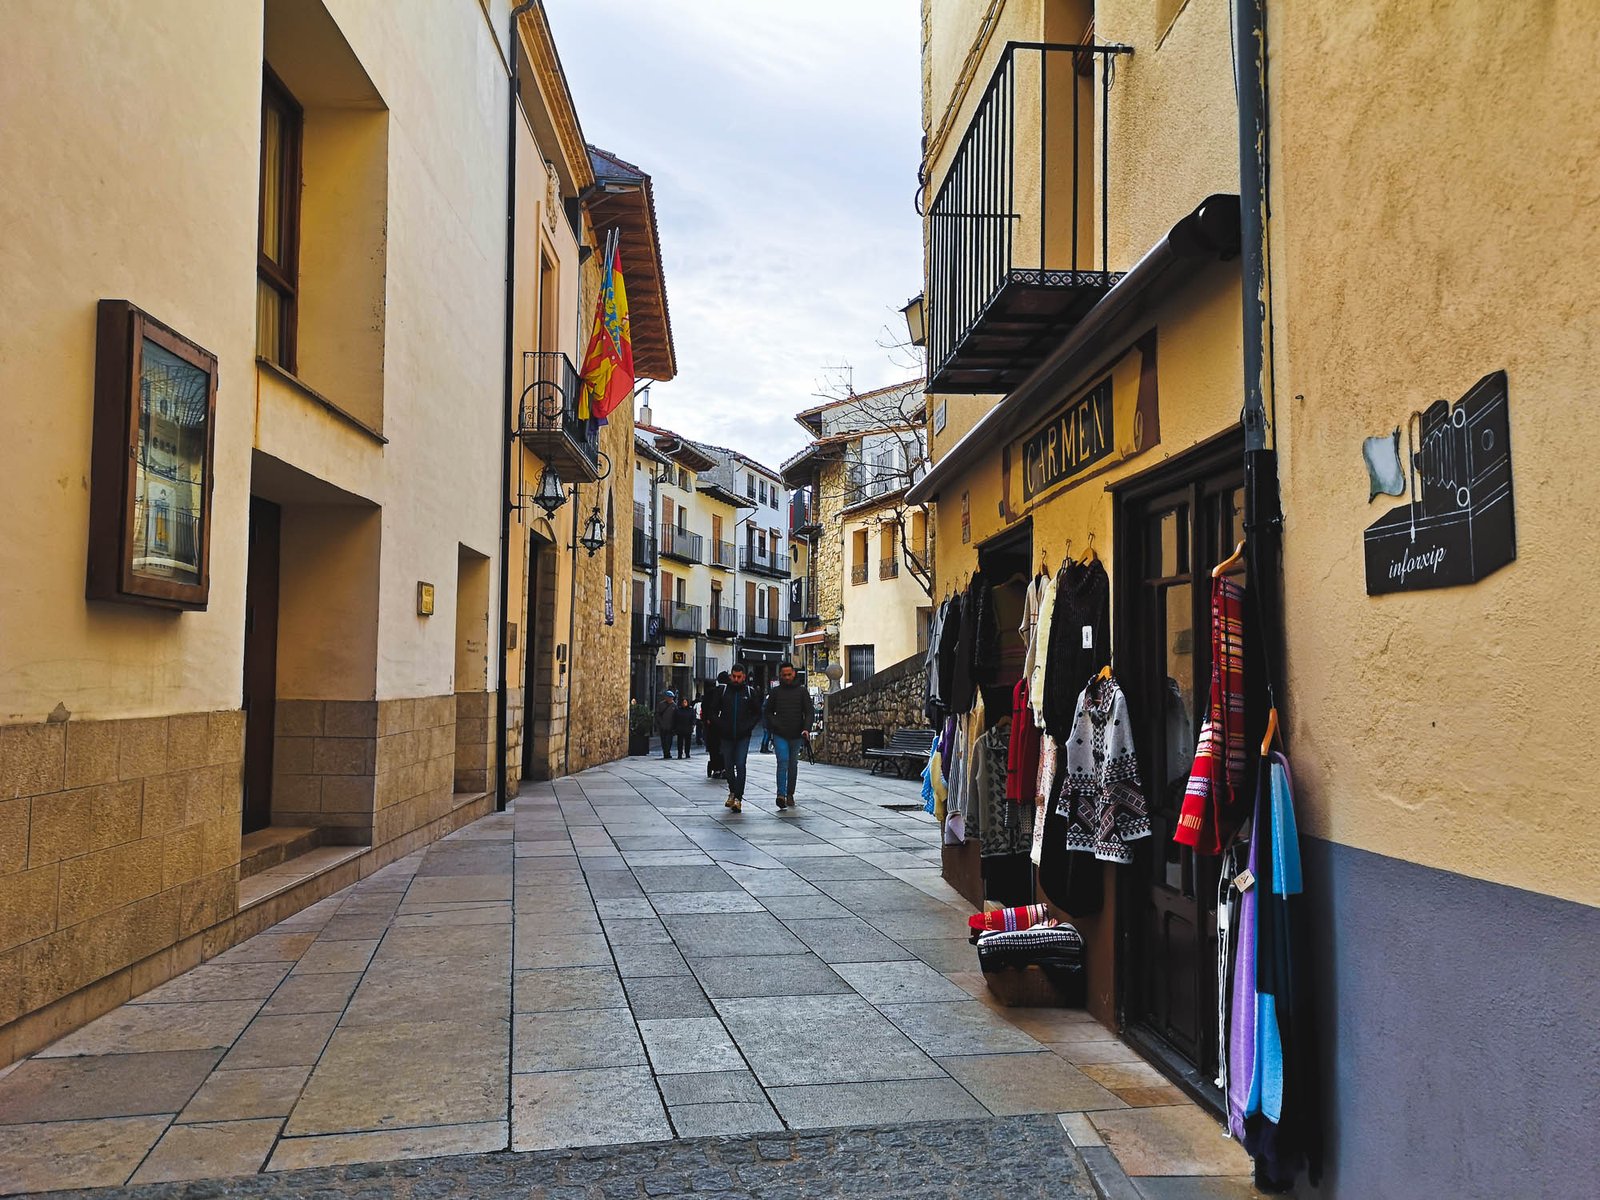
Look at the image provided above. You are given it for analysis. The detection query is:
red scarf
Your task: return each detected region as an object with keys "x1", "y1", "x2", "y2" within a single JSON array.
[{"x1": 1175, "y1": 576, "x2": 1245, "y2": 853}]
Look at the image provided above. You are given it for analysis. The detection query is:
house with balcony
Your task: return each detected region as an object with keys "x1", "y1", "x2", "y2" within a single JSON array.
[{"x1": 782, "y1": 380, "x2": 930, "y2": 685}]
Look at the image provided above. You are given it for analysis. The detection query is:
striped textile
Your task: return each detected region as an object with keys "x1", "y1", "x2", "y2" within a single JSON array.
[
  {"x1": 1175, "y1": 576, "x2": 1246, "y2": 853},
  {"x1": 967, "y1": 902, "x2": 1049, "y2": 935},
  {"x1": 976, "y1": 924, "x2": 1082, "y2": 950}
]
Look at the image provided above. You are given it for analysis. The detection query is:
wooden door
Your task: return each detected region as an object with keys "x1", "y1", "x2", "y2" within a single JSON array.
[
  {"x1": 241, "y1": 497, "x2": 281, "y2": 834},
  {"x1": 1118, "y1": 455, "x2": 1244, "y2": 1082}
]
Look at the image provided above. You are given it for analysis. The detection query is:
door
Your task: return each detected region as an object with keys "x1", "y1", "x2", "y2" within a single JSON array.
[
  {"x1": 521, "y1": 541, "x2": 541, "y2": 779},
  {"x1": 241, "y1": 497, "x2": 281, "y2": 834},
  {"x1": 1118, "y1": 453, "x2": 1245, "y2": 1082}
]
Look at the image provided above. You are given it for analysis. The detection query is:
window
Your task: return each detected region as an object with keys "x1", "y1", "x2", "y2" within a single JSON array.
[
  {"x1": 256, "y1": 69, "x2": 302, "y2": 369},
  {"x1": 847, "y1": 644, "x2": 875, "y2": 683},
  {"x1": 768, "y1": 486, "x2": 778, "y2": 509},
  {"x1": 679, "y1": 467, "x2": 690, "y2": 490},
  {"x1": 851, "y1": 529, "x2": 869, "y2": 585},
  {"x1": 747, "y1": 474, "x2": 756, "y2": 499},
  {"x1": 759, "y1": 479, "x2": 768, "y2": 505}
]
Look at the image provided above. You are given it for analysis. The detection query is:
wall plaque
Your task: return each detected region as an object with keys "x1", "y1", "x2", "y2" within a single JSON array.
[{"x1": 1363, "y1": 370, "x2": 1515, "y2": 595}]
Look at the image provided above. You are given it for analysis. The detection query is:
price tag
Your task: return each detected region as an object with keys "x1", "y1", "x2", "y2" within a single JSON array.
[
  {"x1": 1081, "y1": 625, "x2": 1093, "y2": 649},
  {"x1": 1233, "y1": 868, "x2": 1256, "y2": 893}
]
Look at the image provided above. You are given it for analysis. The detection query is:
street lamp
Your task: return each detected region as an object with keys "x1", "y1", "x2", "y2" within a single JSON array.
[
  {"x1": 532, "y1": 465, "x2": 566, "y2": 516},
  {"x1": 900, "y1": 294, "x2": 926, "y2": 348},
  {"x1": 578, "y1": 505, "x2": 606, "y2": 556}
]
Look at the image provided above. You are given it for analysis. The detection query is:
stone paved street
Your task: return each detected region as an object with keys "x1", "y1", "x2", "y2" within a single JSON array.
[{"x1": 0, "y1": 756, "x2": 1257, "y2": 1197}]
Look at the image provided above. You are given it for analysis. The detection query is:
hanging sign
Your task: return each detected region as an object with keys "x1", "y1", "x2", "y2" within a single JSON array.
[{"x1": 1363, "y1": 371, "x2": 1515, "y2": 595}]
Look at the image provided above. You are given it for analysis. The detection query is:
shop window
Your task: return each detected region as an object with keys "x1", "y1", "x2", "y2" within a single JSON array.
[
  {"x1": 256, "y1": 70, "x2": 302, "y2": 370},
  {"x1": 847, "y1": 644, "x2": 875, "y2": 683}
]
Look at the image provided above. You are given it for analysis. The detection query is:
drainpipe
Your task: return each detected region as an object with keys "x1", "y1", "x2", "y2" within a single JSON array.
[
  {"x1": 1234, "y1": 0, "x2": 1286, "y2": 709},
  {"x1": 495, "y1": 0, "x2": 539, "y2": 812}
]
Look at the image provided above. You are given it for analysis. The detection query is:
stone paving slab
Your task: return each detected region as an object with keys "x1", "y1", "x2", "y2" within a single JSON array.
[{"x1": 0, "y1": 756, "x2": 1239, "y2": 1195}]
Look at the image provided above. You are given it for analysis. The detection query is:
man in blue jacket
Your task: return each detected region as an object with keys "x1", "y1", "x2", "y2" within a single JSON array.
[{"x1": 710, "y1": 662, "x2": 763, "y2": 813}]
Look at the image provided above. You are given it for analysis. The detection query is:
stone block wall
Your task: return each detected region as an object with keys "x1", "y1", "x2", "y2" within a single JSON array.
[
  {"x1": 373, "y1": 695, "x2": 459, "y2": 847},
  {"x1": 813, "y1": 460, "x2": 848, "y2": 669},
  {"x1": 505, "y1": 685, "x2": 524, "y2": 792},
  {"x1": 819, "y1": 653, "x2": 929, "y2": 766},
  {"x1": 454, "y1": 689, "x2": 493, "y2": 795},
  {"x1": 0, "y1": 710, "x2": 243, "y2": 1058}
]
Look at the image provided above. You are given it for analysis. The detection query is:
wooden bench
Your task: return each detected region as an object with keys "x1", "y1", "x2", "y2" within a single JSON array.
[{"x1": 864, "y1": 728, "x2": 937, "y2": 779}]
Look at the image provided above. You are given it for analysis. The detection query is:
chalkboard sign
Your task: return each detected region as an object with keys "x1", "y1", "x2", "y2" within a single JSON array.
[{"x1": 1363, "y1": 371, "x2": 1515, "y2": 595}]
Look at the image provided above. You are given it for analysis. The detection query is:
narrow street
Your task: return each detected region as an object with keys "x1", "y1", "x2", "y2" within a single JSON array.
[{"x1": 0, "y1": 757, "x2": 1251, "y2": 1198}]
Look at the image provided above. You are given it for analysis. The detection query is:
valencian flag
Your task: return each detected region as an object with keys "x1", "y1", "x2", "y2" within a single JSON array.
[{"x1": 579, "y1": 230, "x2": 634, "y2": 423}]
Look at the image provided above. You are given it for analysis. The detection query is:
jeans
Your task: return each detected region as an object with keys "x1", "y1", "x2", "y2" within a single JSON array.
[
  {"x1": 727, "y1": 734, "x2": 753, "y2": 799},
  {"x1": 773, "y1": 736, "x2": 802, "y2": 799},
  {"x1": 675, "y1": 732, "x2": 691, "y2": 757}
]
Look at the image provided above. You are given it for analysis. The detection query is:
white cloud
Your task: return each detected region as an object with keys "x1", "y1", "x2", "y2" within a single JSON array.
[{"x1": 546, "y1": 0, "x2": 924, "y2": 471}]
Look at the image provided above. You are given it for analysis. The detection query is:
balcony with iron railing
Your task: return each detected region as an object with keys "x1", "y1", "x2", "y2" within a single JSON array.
[
  {"x1": 660, "y1": 525, "x2": 703, "y2": 565},
  {"x1": 516, "y1": 351, "x2": 599, "y2": 479},
  {"x1": 709, "y1": 539, "x2": 736, "y2": 570},
  {"x1": 744, "y1": 613, "x2": 792, "y2": 642},
  {"x1": 632, "y1": 610, "x2": 664, "y2": 646},
  {"x1": 926, "y1": 41, "x2": 1132, "y2": 394},
  {"x1": 632, "y1": 527, "x2": 655, "y2": 569},
  {"x1": 660, "y1": 601, "x2": 702, "y2": 636},
  {"x1": 879, "y1": 557, "x2": 900, "y2": 581},
  {"x1": 788, "y1": 581, "x2": 819, "y2": 623},
  {"x1": 851, "y1": 563, "x2": 868, "y2": 585},
  {"x1": 695, "y1": 655, "x2": 720, "y2": 682},
  {"x1": 706, "y1": 605, "x2": 739, "y2": 640},
  {"x1": 739, "y1": 545, "x2": 790, "y2": 578}
]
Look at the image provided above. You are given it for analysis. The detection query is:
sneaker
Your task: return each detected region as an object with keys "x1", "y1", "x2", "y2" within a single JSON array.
[
  {"x1": 775, "y1": 794, "x2": 786, "y2": 811},
  {"x1": 784, "y1": 795, "x2": 796, "y2": 809},
  {"x1": 724, "y1": 794, "x2": 736, "y2": 809},
  {"x1": 730, "y1": 797, "x2": 742, "y2": 813}
]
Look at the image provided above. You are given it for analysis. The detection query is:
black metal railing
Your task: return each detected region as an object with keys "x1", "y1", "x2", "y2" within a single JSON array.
[
  {"x1": 516, "y1": 350, "x2": 598, "y2": 471},
  {"x1": 926, "y1": 42, "x2": 1131, "y2": 390},
  {"x1": 631, "y1": 610, "x2": 664, "y2": 646},
  {"x1": 660, "y1": 601, "x2": 702, "y2": 635},
  {"x1": 879, "y1": 557, "x2": 900, "y2": 581},
  {"x1": 633, "y1": 501, "x2": 647, "y2": 526},
  {"x1": 632, "y1": 528, "x2": 655, "y2": 568},
  {"x1": 707, "y1": 605, "x2": 739, "y2": 637},
  {"x1": 744, "y1": 614, "x2": 792, "y2": 641},
  {"x1": 710, "y1": 539, "x2": 736, "y2": 569},
  {"x1": 851, "y1": 563, "x2": 868, "y2": 585},
  {"x1": 695, "y1": 655, "x2": 719, "y2": 682},
  {"x1": 660, "y1": 526, "x2": 703, "y2": 564},
  {"x1": 740, "y1": 546, "x2": 790, "y2": 577}
]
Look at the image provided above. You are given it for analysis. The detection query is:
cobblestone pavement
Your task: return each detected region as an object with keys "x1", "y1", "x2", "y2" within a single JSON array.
[
  {"x1": 0, "y1": 754, "x2": 1258, "y2": 1197},
  {"x1": 45, "y1": 1115, "x2": 1093, "y2": 1199}
]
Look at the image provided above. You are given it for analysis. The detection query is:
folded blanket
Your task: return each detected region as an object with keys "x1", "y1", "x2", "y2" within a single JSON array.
[{"x1": 967, "y1": 902, "x2": 1050, "y2": 936}]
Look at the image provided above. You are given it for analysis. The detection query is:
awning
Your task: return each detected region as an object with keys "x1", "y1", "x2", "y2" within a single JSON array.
[
  {"x1": 908, "y1": 194, "x2": 1241, "y2": 505},
  {"x1": 739, "y1": 649, "x2": 786, "y2": 661},
  {"x1": 792, "y1": 629, "x2": 828, "y2": 646}
]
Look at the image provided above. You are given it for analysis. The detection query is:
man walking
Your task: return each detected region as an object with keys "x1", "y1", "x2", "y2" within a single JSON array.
[
  {"x1": 702, "y1": 672, "x2": 729, "y2": 779},
  {"x1": 765, "y1": 662, "x2": 812, "y2": 809},
  {"x1": 710, "y1": 663, "x2": 762, "y2": 812},
  {"x1": 654, "y1": 690, "x2": 676, "y2": 761}
]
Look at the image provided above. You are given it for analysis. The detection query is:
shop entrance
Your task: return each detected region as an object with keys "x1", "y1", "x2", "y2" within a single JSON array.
[{"x1": 1114, "y1": 436, "x2": 1244, "y2": 1090}]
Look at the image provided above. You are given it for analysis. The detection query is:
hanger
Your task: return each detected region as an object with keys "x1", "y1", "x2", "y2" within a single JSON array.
[
  {"x1": 1096, "y1": 664, "x2": 1113, "y2": 682},
  {"x1": 1079, "y1": 532, "x2": 1098, "y2": 564},
  {"x1": 1212, "y1": 539, "x2": 1246, "y2": 578},
  {"x1": 1260, "y1": 707, "x2": 1279, "y2": 755}
]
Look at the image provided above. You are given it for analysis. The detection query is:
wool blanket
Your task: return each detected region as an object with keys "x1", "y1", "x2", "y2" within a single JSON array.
[{"x1": 1176, "y1": 576, "x2": 1246, "y2": 853}]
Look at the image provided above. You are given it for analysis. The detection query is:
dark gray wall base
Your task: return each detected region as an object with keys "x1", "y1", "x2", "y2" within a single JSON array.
[{"x1": 1301, "y1": 837, "x2": 1600, "y2": 1198}]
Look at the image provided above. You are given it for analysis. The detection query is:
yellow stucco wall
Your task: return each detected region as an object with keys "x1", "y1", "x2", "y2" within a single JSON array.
[
  {"x1": 1269, "y1": 1, "x2": 1600, "y2": 907},
  {"x1": 839, "y1": 508, "x2": 930, "y2": 670}
]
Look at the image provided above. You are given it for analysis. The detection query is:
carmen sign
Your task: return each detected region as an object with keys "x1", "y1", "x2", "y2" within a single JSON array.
[
  {"x1": 1363, "y1": 371, "x2": 1515, "y2": 595},
  {"x1": 1021, "y1": 376, "x2": 1113, "y2": 500}
]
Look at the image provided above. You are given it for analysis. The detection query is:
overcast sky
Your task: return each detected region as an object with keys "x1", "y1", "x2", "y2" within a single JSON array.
[{"x1": 546, "y1": 0, "x2": 924, "y2": 474}]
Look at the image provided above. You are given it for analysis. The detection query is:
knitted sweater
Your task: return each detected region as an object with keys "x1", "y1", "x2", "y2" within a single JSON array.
[{"x1": 1057, "y1": 675, "x2": 1150, "y2": 863}]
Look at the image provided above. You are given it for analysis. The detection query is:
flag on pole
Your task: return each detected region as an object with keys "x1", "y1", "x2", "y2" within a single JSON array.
[{"x1": 579, "y1": 232, "x2": 635, "y2": 422}]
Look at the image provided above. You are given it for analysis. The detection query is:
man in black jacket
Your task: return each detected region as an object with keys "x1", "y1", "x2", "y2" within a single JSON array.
[
  {"x1": 765, "y1": 662, "x2": 812, "y2": 809},
  {"x1": 710, "y1": 663, "x2": 763, "y2": 812}
]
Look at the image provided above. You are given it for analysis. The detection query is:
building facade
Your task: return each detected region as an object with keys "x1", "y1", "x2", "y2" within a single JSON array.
[
  {"x1": 784, "y1": 381, "x2": 931, "y2": 685},
  {"x1": 0, "y1": 0, "x2": 669, "y2": 1066},
  {"x1": 910, "y1": 0, "x2": 1599, "y2": 1195}
]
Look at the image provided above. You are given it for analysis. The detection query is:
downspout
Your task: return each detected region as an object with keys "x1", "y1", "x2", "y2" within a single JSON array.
[
  {"x1": 1234, "y1": 0, "x2": 1286, "y2": 706},
  {"x1": 563, "y1": 487, "x2": 579, "y2": 775},
  {"x1": 496, "y1": 0, "x2": 539, "y2": 812}
]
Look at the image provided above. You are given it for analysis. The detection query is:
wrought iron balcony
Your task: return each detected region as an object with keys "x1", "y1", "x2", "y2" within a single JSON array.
[
  {"x1": 709, "y1": 539, "x2": 737, "y2": 570},
  {"x1": 706, "y1": 605, "x2": 739, "y2": 640},
  {"x1": 744, "y1": 613, "x2": 792, "y2": 642},
  {"x1": 660, "y1": 526, "x2": 703, "y2": 565},
  {"x1": 631, "y1": 610, "x2": 664, "y2": 646},
  {"x1": 879, "y1": 557, "x2": 900, "y2": 581},
  {"x1": 788, "y1": 581, "x2": 817, "y2": 622},
  {"x1": 632, "y1": 527, "x2": 655, "y2": 569},
  {"x1": 516, "y1": 351, "x2": 599, "y2": 479},
  {"x1": 660, "y1": 601, "x2": 702, "y2": 636},
  {"x1": 739, "y1": 546, "x2": 790, "y2": 578},
  {"x1": 851, "y1": 563, "x2": 868, "y2": 585},
  {"x1": 695, "y1": 655, "x2": 720, "y2": 682},
  {"x1": 926, "y1": 41, "x2": 1132, "y2": 394}
]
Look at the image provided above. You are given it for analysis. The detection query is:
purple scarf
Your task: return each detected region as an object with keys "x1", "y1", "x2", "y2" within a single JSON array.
[{"x1": 1227, "y1": 778, "x2": 1262, "y2": 1140}]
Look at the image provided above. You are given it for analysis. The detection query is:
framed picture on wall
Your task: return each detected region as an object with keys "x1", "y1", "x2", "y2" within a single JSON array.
[{"x1": 86, "y1": 299, "x2": 219, "y2": 609}]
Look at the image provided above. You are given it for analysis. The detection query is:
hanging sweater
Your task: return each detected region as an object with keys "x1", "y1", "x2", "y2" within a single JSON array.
[
  {"x1": 938, "y1": 592, "x2": 966, "y2": 714},
  {"x1": 1056, "y1": 675, "x2": 1150, "y2": 863},
  {"x1": 1005, "y1": 678, "x2": 1041, "y2": 803},
  {"x1": 1020, "y1": 572, "x2": 1050, "y2": 683},
  {"x1": 1044, "y1": 559, "x2": 1111, "y2": 741},
  {"x1": 1027, "y1": 568, "x2": 1063, "y2": 726},
  {"x1": 922, "y1": 599, "x2": 947, "y2": 723}
]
